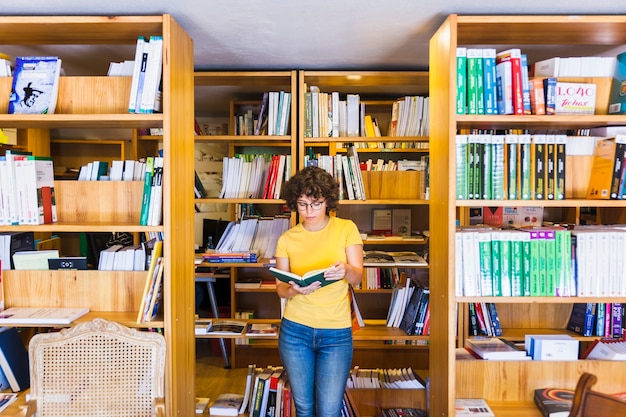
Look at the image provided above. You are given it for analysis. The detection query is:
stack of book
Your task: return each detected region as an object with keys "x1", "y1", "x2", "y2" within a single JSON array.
[
  {"x1": 233, "y1": 91, "x2": 292, "y2": 136},
  {"x1": 346, "y1": 366, "x2": 425, "y2": 389},
  {"x1": 464, "y1": 337, "x2": 530, "y2": 360},
  {"x1": 128, "y1": 35, "x2": 163, "y2": 114},
  {"x1": 202, "y1": 250, "x2": 259, "y2": 264},
  {"x1": 0, "y1": 152, "x2": 57, "y2": 225}
]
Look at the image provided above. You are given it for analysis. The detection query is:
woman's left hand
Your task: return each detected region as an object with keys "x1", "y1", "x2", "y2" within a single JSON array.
[{"x1": 323, "y1": 263, "x2": 345, "y2": 281}]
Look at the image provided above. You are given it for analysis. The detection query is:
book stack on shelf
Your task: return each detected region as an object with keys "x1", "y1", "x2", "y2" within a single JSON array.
[
  {"x1": 218, "y1": 153, "x2": 292, "y2": 199},
  {"x1": 233, "y1": 91, "x2": 292, "y2": 136},
  {"x1": 307, "y1": 146, "x2": 366, "y2": 201},
  {"x1": 77, "y1": 159, "x2": 147, "y2": 182},
  {"x1": 347, "y1": 366, "x2": 425, "y2": 389},
  {"x1": 303, "y1": 85, "x2": 429, "y2": 138},
  {"x1": 211, "y1": 216, "x2": 290, "y2": 259},
  {"x1": 0, "y1": 151, "x2": 57, "y2": 225},
  {"x1": 467, "y1": 302, "x2": 502, "y2": 337},
  {"x1": 139, "y1": 155, "x2": 164, "y2": 227},
  {"x1": 128, "y1": 35, "x2": 163, "y2": 114},
  {"x1": 97, "y1": 243, "x2": 147, "y2": 271},
  {"x1": 464, "y1": 337, "x2": 531, "y2": 360}
]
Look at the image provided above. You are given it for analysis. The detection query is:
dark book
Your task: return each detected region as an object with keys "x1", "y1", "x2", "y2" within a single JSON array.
[
  {"x1": 468, "y1": 302, "x2": 480, "y2": 336},
  {"x1": 0, "y1": 327, "x2": 29, "y2": 392},
  {"x1": 486, "y1": 302, "x2": 503, "y2": 337},
  {"x1": 1, "y1": 231, "x2": 35, "y2": 269},
  {"x1": 48, "y1": 257, "x2": 88, "y2": 270},
  {"x1": 251, "y1": 368, "x2": 274, "y2": 417},
  {"x1": 382, "y1": 409, "x2": 428, "y2": 417},
  {"x1": 194, "y1": 170, "x2": 208, "y2": 198},
  {"x1": 567, "y1": 303, "x2": 596, "y2": 337},
  {"x1": 398, "y1": 286, "x2": 424, "y2": 335},
  {"x1": 412, "y1": 289, "x2": 430, "y2": 336},
  {"x1": 268, "y1": 266, "x2": 336, "y2": 287},
  {"x1": 533, "y1": 388, "x2": 574, "y2": 417}
]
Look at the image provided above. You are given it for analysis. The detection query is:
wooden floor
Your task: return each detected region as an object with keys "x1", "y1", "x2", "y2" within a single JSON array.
[{"x1": 196, "y1": 339, "x2": 250, "y2": 401}]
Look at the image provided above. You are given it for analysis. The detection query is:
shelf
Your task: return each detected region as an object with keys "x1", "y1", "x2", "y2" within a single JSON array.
[
  {"x1": 458, "y1": 296, "x2": 626, "y2": 303},
  {"x1": 456, "y1": 199, "x2": 626, "y2": 208}
]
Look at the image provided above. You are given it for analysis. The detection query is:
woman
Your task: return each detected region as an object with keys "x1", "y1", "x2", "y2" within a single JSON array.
[{"x1": 274, "y1": 166, "x2": 363, "y2": 417}]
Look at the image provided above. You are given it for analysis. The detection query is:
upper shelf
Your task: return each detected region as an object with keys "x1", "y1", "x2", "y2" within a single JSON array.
[
  {"x1": 456, "y1": 115, "x2": 626, "y2": 130},
  {"x1": 0, "y1": 15, "x2": 164, "y2": 45}
]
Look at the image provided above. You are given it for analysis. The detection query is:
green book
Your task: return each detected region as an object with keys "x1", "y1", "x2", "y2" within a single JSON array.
[
  {"x1": 269, "y1": 266, "x2": 335, "y2": 288},
  {"x1": 509, "y1": 231, "x2": 524, "y2": 297},
  {"x1": 498, "y1": 232, "x2": 512, "y2": 297},
  {"x1": 456, "y1": 47, "x2": 467, "y2": 115},
  {"x1": 543, "y1": 229, "x2": 556, "y2": 296},
  {"x1": 490, "y1": 232, "x2": 502, "y2": 296},
  {"x1": 505, "y1": 133, "x2": 518, "y2": 200},
  {"x1": 520, "y1": 231, "x2": 532, "y2": 296},
  {"x1": 536, "y1": 230, "x2": 548, "y2": 296},
  {"x1": 480, "y1": 134, "x2": 492, "y2": 200},
  {"x1": 466, "y1": 48, "x2": 484, "y2": 115},
  {"x1": 518, "y1": 134, "x2": 533, "y2": 200},
  {"x1": 477, "y1": 231, "x2": 493, "y2": 297},
  {"x1": 491, "y1": 134, "x2": 505, "y2": 200},
  {"x1": 526, "y1": 229, "x2": 541, "y2": 297},
  {"x1": 139, "y1": 156, "x2": 155, "y2": 226},
  {"x1": 456, "y1": 134, "x2": 469, "y2": 200}
]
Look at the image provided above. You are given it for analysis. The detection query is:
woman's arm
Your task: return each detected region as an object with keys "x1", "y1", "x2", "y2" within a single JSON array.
[{"x1": 324, "y1": 243, "x2": 363, "y2": 286}]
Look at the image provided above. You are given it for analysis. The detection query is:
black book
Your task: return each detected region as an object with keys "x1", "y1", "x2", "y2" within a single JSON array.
[
  {"x1": 0, "y1": 327, "x2": 29, "y2": 392},
  {"x1": 413, "y1": 289, "x2": 430, "y2": 336},
  {"x1": 533, "y1": 388, "x2": 574, "y2": 417},
  {"x1": 398, "y1": 286, "x2": 424, "y2": 335}
]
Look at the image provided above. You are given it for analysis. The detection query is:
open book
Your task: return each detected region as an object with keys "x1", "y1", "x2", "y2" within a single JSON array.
[{"x1": 269, "y1": 266, "x2": 337, "y2": 287}]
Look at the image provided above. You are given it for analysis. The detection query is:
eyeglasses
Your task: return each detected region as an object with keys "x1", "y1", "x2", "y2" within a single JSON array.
[{"x1": 296, "y1": 200, "x2": 325, "y2": 211}]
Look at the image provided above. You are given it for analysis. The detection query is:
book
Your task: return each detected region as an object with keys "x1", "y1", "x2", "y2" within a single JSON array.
[
  {"x1": 245, "y1": 323, "x2": 278, "y2": 337},
  {"x1": 196, "y1": 397, "x2": 210, "y2": 414},
  {"x1": 136, "y1": 239, "x2": 163, "y2": 323},
  {"x1": 363, "y1": 251, "x2": 427, "y2": 267},
  {"x1": 587, "y1": 137, "x2": 618, "y2": 199},
  {"x1": 206, "y1": 319, "x2": 247, "y2": 335},
  {"x1": 268, "y1": 266, "x2": 335, "y2": 287},
  {"x1": 0, "y1": 327, "x2": 29, "y2": 392},
  {"x1": 0, "y1": 307, "x2": 89, "y2": 325},
  {"x1": 239, "y1": 364, "x2": 257, "y2": 414},
  {"x1": 584, "y1": 339, "x2": 626, "y2": 360},
  {"x1": 12, "y1": 249, "x2": 59, "y2": 270},
  {"x1": 533, "y1": 388, "x2": 574, "y2": 417},
  {"x1": 465, "y1": 337, "x2": 529, "y2": 360},
  {"x1": 0, "y1": 393, "x2": 17, "y2": 413},
  {"x1": 8, "y1": 56, "x2": 61, "y2": 114},
  {"x1": 209, "y1": 393, "x2": 245, "y2": 416},
  {"x1": 455, "y1": 399, "x2": 495, "y2": 416}
]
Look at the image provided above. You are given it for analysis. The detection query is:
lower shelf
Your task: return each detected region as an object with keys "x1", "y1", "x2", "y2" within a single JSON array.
[{"x1": 348, "y1": 387, "x2": 426, "y2": 416}]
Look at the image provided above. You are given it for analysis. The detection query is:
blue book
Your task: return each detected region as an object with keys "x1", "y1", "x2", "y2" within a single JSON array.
[
  {"x1": 520, "y1": 54, "x2": 532, "y2": 115},
  {"x1": 482, "y1": 48, "x2": 498, "y2": 115},
  {"x1": 0, "y1": 327, "x2": 29, "y2": 392},
  {"x1": 543, "y1": 77, "x2": 557, "y2": 115},
  {"x1": 8, "y1": 56, "x2": 61, "y2": 114}
]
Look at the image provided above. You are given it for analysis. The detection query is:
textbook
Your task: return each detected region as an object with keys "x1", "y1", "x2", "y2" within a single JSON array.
[
  {"x1": 209, "y1": 393, "x2": 245, "y2": 416},
  {"x1": 533, "y1": 388, "x2": 574, "y2": 417},
  {"x1": 0, "y1": 307, "x2": 89, "y2": 325},
  {"x1": 268, "y1": 266, "x2": 335, "y2": 287}
]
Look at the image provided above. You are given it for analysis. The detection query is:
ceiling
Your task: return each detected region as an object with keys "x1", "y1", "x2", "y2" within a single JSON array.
[{"x1": 2, "y1": 1, "x2": 626, "y2": 75}]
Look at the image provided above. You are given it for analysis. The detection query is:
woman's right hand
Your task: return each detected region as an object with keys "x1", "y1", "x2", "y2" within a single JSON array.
[{"x1": 290, "y1": 281, "x2": 321, "y2": 295}]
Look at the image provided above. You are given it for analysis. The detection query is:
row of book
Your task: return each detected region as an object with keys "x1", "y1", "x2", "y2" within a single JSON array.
[
  {"x1": 456, "y1": 48, "x2": 601, "y2": 116},
  {"x1": 307, "y1": 146, "x2": 366, "y2": 200},
  {"x1": 303, "y1": 87, "x2": 429, "y2": 138},
  {"x1": 468, "y1": 302, "x2": 503, "y2": 337},
  {"x1": 348, "y1": 141, "x2": 429, "y2": 150},
  {"x1": 77, "y1": 159, "x2": 148, "y2": 182},
  {"x1": 386, "y1": 278, "x2": 431, "y2": 336},
  {"x1": 567, "y1": 302, "x2": 625, "y2": 338},
  {"x1": 0, "y1": 151, "x2": 57, "y2": 226},
  {"x1": 218, "y1": 153, "x2": 292, "y2": 199},
  {"x1": 533, "y1": 55, "x2": 617, "y2": 78},
  {"x1": 136, "y1": 240, "x2": 163, "y2": 323},
  {"x1": 97, "y1": 242, "x2": 149, "y2": 271},
  {"x1": 128, "y1": 35, "x2": 163, "y2": 114},
  {"x1": 456, "y1": 225, "x2": 626, "y2": 298},
  {"x1": 139, "y1": 156, "x2": 164, "y2": 226},
  {"x1": 8, "y1": 56, "x2": 62, "y2": 115},
  {"x1": 210, "y1": 216, "x2": 291, "y2": 260},
  {"x1": 346, "y1": 366, "x2": 425, "y2": 389},
  {"x1": 234, "y1": 91, "x2": 292, "y2": 136}
]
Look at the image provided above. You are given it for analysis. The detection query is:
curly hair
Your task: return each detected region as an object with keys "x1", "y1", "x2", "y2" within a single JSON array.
[{"x1": 281, "y1": 166, "x2": 339, "y2": 211}]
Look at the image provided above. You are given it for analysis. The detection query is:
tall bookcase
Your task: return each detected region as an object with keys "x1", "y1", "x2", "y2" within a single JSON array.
[
  {"x1": 0, "y1": 15, "x2": 195, "y2": 416},
  {"x1": 193, "y1": 71, "x2": 298, "y2": 367},
  {"x1": 429, "y1": 15, "x2": 626, "y2": 416}
]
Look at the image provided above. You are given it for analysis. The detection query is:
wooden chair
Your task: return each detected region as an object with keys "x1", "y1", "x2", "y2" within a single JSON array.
[
  {"x1": 16, "y1": 318, "x2": 165, "y2": 417},
  {"x1": 569, "y1": 372, "x2": 626, "y2": 417}
]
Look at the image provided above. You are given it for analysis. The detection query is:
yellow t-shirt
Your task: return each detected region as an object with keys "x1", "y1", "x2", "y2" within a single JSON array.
[{"x1": 275, "y1": 216, "x2": 363, "y2": 329}]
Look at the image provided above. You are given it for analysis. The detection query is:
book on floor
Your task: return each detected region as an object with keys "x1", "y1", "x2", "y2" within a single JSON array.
[
  {"x1": 268, "y1": 266, "x2": 336, "y2": 287},
  {"x1": 209, "y1": 393, "x2": 245, "y2": 416}
]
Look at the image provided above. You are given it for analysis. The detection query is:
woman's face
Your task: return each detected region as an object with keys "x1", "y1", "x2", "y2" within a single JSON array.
[{"x1": 296, "y1": 195, "x2": 327, "y2": 227}]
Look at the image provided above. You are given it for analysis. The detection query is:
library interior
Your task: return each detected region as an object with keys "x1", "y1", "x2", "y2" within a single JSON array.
[{"x1": 1, "y1": 2, "x2": 626, "y2": 417}]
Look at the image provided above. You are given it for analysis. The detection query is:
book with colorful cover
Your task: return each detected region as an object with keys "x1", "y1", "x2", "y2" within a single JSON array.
[
  {"x1": 533, "y1": 388, "x2": 574, "y2": 417},
  {"x1": 8, "y1": 56, "x2": 61, "y2": 114},
  {"x1": 455, "y1": 398, "x2": 495, "y2": 417},
  {"x1": 456, "y1": 47, "x2": 467, "y2": 115}
]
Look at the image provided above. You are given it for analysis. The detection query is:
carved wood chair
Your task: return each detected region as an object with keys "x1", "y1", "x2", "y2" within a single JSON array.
[
  {"x1": 16, "y1": 318, "x2": 165, "y2": 417},
  {"x1": 569, "y1": 372, "x2": 626, "y2": 417}
]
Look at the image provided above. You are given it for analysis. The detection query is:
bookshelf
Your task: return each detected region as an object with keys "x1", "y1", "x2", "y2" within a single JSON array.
[
  {"x1": 429, "y1": 14, "x2": 626, "y2": 416},
  {"x1": 0, "y1": 15, "x2": 195, "y2": 416},
  {"x1": 192, "y1": 71, "x2": 298, "y2": 367}
]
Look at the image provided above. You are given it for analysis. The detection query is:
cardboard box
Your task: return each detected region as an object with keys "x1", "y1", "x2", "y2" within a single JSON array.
[
  {"x1": 525, "y1": 334, "x2": 579, "y2": 361},
  {"x1": 608, "y1": 52, "x2": 626, "y2": 114}
]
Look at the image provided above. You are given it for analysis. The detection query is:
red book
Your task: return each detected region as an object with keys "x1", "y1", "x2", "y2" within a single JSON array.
[
  {"x1": 496, "y1": 49, "x2": 524, "y2": 115},
  {"x1": 421, "y1": 303, "x2": 431, "y2": 335}
]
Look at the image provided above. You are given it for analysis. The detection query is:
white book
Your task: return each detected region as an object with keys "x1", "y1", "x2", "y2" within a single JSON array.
[
  {"x1": 455, "y1": 399, "x2": 495, "y2": 417},
  {"x1": 0, "y1": 307, "x2": 89, "y2": 325},
  {"x1": 148, "y1": 157, "x2": 164, "y2": 226},
  {"x1": 346, "y1": 94, "x2": 360, "y2": 137},
  {"x1": 278, "y1": 92, "x2": 291, "y2": 135},
  {"x1": 140, "y1": 36, "x2": 163, "y2": 113},
  {"x1": 331, "y1": 91, "x2": 340, "y2": 137},
  {"x1": 109, "y1": 160, "x2": 124, "y2": 181},
  {"x1": 12, "y1": 249, "x2": 59, "y2": 270},
  {"x1": 128, "y1": 36, "x2": 146, "y2": 113}
]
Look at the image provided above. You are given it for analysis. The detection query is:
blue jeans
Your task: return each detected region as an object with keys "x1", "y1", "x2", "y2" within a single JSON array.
[{"x1": 278, "y1": 318, "x2": 353, "y2": 417}]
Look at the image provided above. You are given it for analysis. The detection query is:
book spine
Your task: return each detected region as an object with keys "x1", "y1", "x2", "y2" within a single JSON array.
[
  {"x1": 543, "y1": 77, "x2": 557, "y2": 115},
  {"x1": 529, "y1": 77, "x2": 546, "y2": 115},
  {"x1": 519, "y1": 134, "x2": 533, "y2": 200},
  {"x1": 520, "y1": 54, "x2": 532, "y2": 115},
  {"x1": 456, "y1": 47, "x2": 467, "y2": 115},
  {"x1": 466, "y1": 49, "x2": 484, "y2": 115},
  {"x1": 139, "y1": 157, "x2": 155, "y2": 226},
  {"x1": 491, "y1": 134, "x2": 505, "y2": 200},
  {"x1": 555, "y1": 135, "x2": 567, "y2": 200},
  {"x1": 545, "y1": 135, "x2": 556, "y2": 200},
  {"x1": 610, "y1": 137, "x2": 626, "y2": 199},
  {"x1": 532, "y1": 134, "x2": 547, "y2": 200},
  {"x1": 482, "y1": 48, "x2": 498, "y2": 115},
  {"x1": 456, "y1": 134, "x2": 469, "y2": 200},
  {"x1": 504, "y1": 134, "x2": 518, "y2": 200}
]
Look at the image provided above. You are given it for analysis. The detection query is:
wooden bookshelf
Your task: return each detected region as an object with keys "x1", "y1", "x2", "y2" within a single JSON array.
[
  {"x1": 0, "y1": 15, "x2": 195, "y2": 416},
  {"x1": 429, "y1": 14, "x2": 626, "y2": 416}
]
